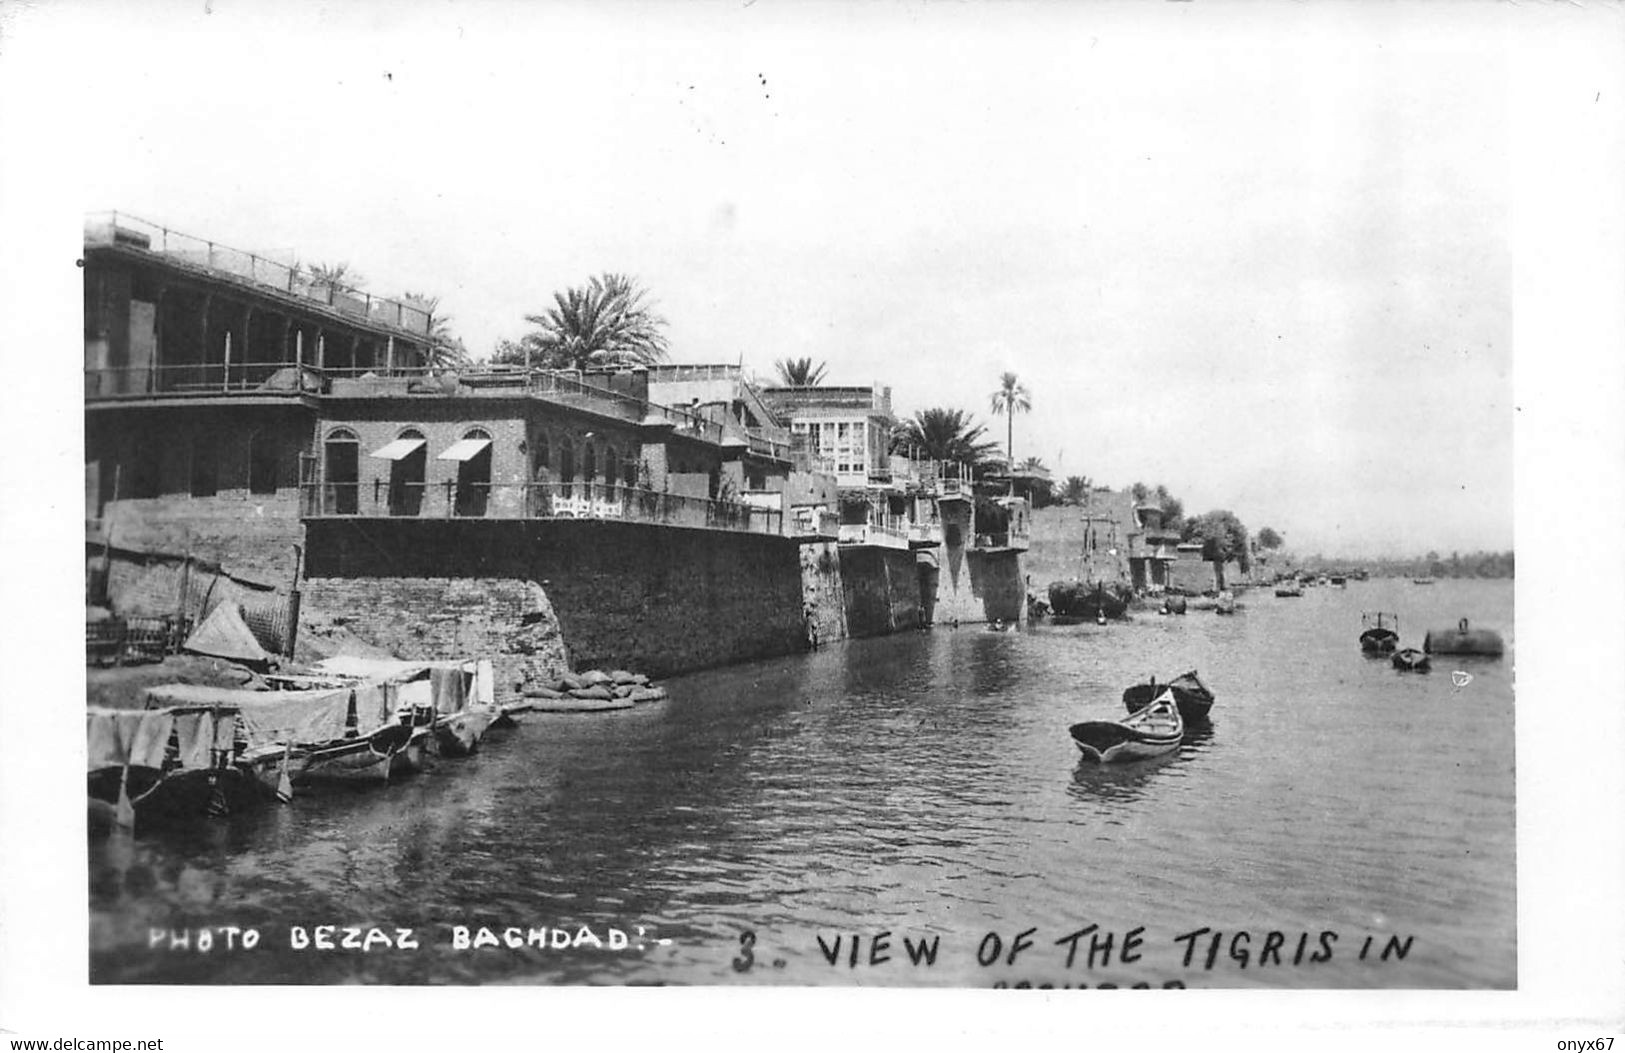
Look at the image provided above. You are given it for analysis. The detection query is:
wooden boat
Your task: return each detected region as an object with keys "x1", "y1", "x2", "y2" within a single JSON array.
[
  {"x1": 1359, "y1": 612, "x2": 1400, "y2": 654},
  {"x1": 1329, "y1": 575, "x2": 1347, "y2": 587},
  {"x1": 526, "y1": 696, "x2": 635, "y2": 713},
  {"x1": 1123, "y1": 670, "x2": 1215, "y2": 724},
  {"x1": 87, "y1": 703, "x2": 258, "y2": 830},
  {"x1": 1275, "y1": 583, "x2": 1303, "y2": 598},
  {"x1": 1391, "y1": 648, "x2": 1431, "y2": 672},
  {"x1": 1422, "y1": 618, "x2": 1505, "y2": 657},
  {"x1": 1048, "y1": 580, "x2": 1131, "y2": 621},
  {"x1": 1412, "y1": 577, "x2": 1436, "y2": 585},
  {"x1": 1072, "y1": 690, "x2": 1184, "y2": 763}
]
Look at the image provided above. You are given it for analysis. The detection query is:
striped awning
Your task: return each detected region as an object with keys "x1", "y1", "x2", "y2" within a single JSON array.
[
  {"x1": 436, "y1": 438, "x2": 492, "y2": 462},
  {"x1": 370, "y1": 438, "x2": 426, "y2": 461}
]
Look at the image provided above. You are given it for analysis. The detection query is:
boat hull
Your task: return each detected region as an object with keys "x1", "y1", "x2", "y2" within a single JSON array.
[
  {"x1": 1069, "y1": 721, "x2": 1182, "y2": 763},
  {"x1": 1391, "y1": 649, "x2": 1431, "y2": 672},
  {"x1": 88, "y1": 766, "x2": 258, "y2": 828},
  {"x1": 433, "y1": 708, "x2": 495, "y2": 757},
  {"x1": 1123, "y1": 673, "x2": 1215, "y2": 724},
  {"x1": 1359, "y1": 629, "x2": 1399, "y2": 654}
]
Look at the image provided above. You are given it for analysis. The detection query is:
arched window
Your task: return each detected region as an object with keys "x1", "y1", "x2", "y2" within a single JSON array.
[
  {"x1": 605, "y1": 447, "x2": 621, "y2": 488},
  {"x1": 323, "y1": 427, "x2": 359, "y2": 514},
  {"x1": 387, "y1": 427, "x2": 426, "y2": 516},
  {"x1": 533, "y1": 432, "x2": 551, "y2": 479},
  {"x1": 560, "y1": 438, "x2": 576, "y2": 492},
  {"x1": 453, "y1": 427, "x2": 493, "y2": 517},
  {"x1": 583, "y1": 441, "x2": 597, "y2": 487}
]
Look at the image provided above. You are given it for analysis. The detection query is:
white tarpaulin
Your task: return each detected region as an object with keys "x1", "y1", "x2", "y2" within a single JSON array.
[{"x1": 232, "y1": 688, "x2": 356, "y2": 748}]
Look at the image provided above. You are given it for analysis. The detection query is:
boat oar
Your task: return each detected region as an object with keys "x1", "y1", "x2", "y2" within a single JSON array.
[
  {"x1": 115, "y1": 762, "x2": 136, "y2": 830},
  {"x1": 276, "y1": 741, "x2": 294, "y2": 803}
]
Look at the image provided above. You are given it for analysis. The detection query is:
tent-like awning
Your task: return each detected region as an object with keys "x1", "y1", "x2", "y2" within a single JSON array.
[
  {"x1": 371, "y1": 437, "x2": 426, "y2": 461},
  {"x1": 436, "y1": 438, "x2": 492, "y2": 462}
]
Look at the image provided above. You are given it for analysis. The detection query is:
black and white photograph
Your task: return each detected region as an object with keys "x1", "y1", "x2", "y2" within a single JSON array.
[{"x1": 1, "y1": 0, "x2": 1622, "y2": 1046}]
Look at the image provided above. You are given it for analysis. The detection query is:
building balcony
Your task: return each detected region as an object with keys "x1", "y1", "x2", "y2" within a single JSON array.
[
  {"x1": 789, "y1": 506, "x2": 840, "y2": 540},
  {"x1": 906, "y1": 521, "x2": 943, "y2": 547},
  {"x1": 837, "y1": 522, "x2": 910, "y2": 550},
  {"x1": 300, "y1": 480, "x2": 784, "y2": 536},
  {"x1": 85, "y1": 362, "x2": 329, "y2": 402}
]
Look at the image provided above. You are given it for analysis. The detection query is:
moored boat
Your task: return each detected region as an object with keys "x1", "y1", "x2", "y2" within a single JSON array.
[
  {"x1": 1123, "y1": 670, "x2": 1215, "y2": 724},
  {"x1": 1359, "y1": 612, "x2": 1400, "y2": 654},
  {"x1": 87, "y1": 702, "x2": 257, "y2": 830},
  {"x1": 1072, "y1": 689, "x2": 1184, "y2": 763},
  {"x1": 1391, "y1": 648, "x2": 1431, "y2": 672},
  {"x1": 1275, "y1": 583, "x2": 1303, "y2": 598},
  {"x1": 1412, "y1": 577, "x2": 1436, "y2": 585},
  {"x1": 1214, "y1": 591, "x2": 1236, "y2": 615}
]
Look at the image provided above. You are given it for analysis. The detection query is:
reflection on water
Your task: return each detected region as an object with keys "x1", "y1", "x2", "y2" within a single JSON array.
[{"x1": 90, "y1": 579, "x2": 1515, "y2": 988}]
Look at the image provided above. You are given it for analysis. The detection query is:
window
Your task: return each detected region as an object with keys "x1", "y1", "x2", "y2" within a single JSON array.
[
  {"x1": 583, "y1": 441, "x2": 597, "y2": 485},
  {"x1": 324, "y1": 428, "x2": 359, "y2": 515},
  {"x1": 453, "y1": 427, "x2": 492, "y2": 518},
  {"x1": 189, "y1": 435, "x2": 218, "y2": 497},
  {"x1": 388, "y1": 427, "x2": 426, "y2": 516},
  {"x1": 249, "y1": 431, "x2": 279, "y2": 495}
]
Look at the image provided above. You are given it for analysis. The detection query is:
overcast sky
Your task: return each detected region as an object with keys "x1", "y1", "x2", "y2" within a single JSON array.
[{"x1": 3, "y1": 0, "x2": 1558, "y2": 555}]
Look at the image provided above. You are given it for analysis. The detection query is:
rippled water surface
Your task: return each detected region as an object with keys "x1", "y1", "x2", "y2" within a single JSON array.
[{"x1": 90, "y1": 579, "x2": 1514, "y2": 987}]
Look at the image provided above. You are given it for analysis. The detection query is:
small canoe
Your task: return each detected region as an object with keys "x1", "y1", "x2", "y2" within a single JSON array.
[
  {"x1": 1275, "y1": 585, "x2": 1303, "y2": 598},
  {"x1": 1072, "y1": 690, "x2": 1184, "y2": 763},
  {"x1": 1124, "y1": 670, "x2": 1215, "y2": 724},
  {"x1": 1391, "y1": 648, "x2": 1431, "y2": 672}
]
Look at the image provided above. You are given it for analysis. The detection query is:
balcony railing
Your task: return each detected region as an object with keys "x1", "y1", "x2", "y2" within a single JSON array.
[
  {"x1": 85, "y1": 362, "x2": 331, "y2": 399},
  {"x1": 85, "y1": 211, "x2": 433, "y2": 336},
  {"x1": 790, "y1": 507, "x2": 840, "y2": 539},
  {"x1": 301, "y1": 480, "x2": 783, "y2": 536},
  {"x1": 837, "y1": 522, "x2": 910, "y2": 550},
  {"x1": 907, "y1": 521, "x2": 944, "y2": 546}
]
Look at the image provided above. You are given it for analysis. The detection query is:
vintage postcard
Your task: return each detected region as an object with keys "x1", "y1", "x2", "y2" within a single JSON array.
[{"x1": 1, "y1": 0, "x2": 1621, "y2": 1047}]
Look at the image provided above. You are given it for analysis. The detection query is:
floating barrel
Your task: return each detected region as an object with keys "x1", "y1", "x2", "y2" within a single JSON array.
[{"x1": 1423, "y1": 618, "x2": 1504, "y2": 656}]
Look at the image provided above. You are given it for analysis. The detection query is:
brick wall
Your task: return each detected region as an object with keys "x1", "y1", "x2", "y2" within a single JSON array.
[
  {"x1": 933, "y1": 548, "x2": 1026, "y2": 625},
  {"x1": 302, "y1": 518, "x2": 807, "y2": 679},
  {"x1": 300, "y1": 576, "x2": 566, "y2": 702}
]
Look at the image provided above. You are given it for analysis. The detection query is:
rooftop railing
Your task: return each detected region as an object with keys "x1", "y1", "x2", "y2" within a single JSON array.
[{"x1": 85, "y1": 211, "x2": 432, "y2": 336}]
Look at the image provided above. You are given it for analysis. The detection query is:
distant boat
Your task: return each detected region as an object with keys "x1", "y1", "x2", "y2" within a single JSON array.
[
  {"x1": 1360, "y1": 612, "x2": 1400, "y2": 654},
  {"x1": 1124, "y1": 670, "x2": 1215, "y2": 724},
  {"x1": 1214, "y1": 591, "x2": 1237, "y2": 615},
  {"x1": 1071, "y1": 689, "x2": 1184, "y2": 763},
  {"x1": 1329, "y1": 575, "x2": 1347, "y2": 587},
  {"x1": 1413, "y1": 577, "x2": 1436, "y2": 585},
  {"x1": 1275, "y1": 583, "x2": 1303, "y2": 598},
  {"x1": 1391, "y1": 648, "x2": 1431, "y2": 672}
]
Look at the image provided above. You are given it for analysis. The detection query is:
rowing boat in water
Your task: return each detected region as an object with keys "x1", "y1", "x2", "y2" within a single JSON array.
[
  {"x1": 1072, "y1": 689, "x2": 1185, "y2": 763},
  {"x1": 87, "y1": 703, "x2": 257, "y2": 831},
  {"x1": 1391, "y1": 648, "x2": 1431, "y2": 672},
  {"x1": 1360, "y1": 612, "x2": 1400, "y2": 654},
  {"x1": 1123, "y1": 670, "x2": 1215, "y2": 724}
]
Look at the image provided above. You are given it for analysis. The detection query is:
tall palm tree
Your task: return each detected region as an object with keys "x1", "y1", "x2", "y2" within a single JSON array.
[
  {"x1": 1061, "y1": 475, "x2": 1092, "y2": 505},
  {"x1": 774, "y1": 357, "x2": 827, "y2": 386},
  {"x1": 890, "y1": 407, "x2": 999, "y2": 468},
  {"x1": 988, "y1": 370, "x2": 1032, "y2": 466},
  {"x1": 521, "y1": 273, "x2": 670, "y2": 370}
]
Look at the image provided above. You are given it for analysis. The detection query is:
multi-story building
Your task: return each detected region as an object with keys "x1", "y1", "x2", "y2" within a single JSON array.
[{"x1": 83, "y1": 213, "x2": 808, "y2": 594}]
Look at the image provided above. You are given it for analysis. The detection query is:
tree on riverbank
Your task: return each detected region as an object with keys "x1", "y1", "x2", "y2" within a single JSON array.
[
  {"x1": 1127, "y1": 481, "x2": 1185, "y2": 530},
  {"x1": 774, "y1": 357, "x2": 827, "y2": 386},
  {"x1": 495, "y1": 273, "x2": 671, "y2": 370},
  {"x1": 989, "y1": 371, "x2": 1031, "y2": 467},
  {"x1": 890, "y1": 407, "x2": 999, "y2": 470},
  {"x1": 1184, "y1": 509, "x2": 1251, "y2": 573},
  {"x1": 1061, "y1": 475, "x2": 1092, "y2": 505},
  {"x1": 1257, "y1": 526, "x2": 1284, "y2": 550}
]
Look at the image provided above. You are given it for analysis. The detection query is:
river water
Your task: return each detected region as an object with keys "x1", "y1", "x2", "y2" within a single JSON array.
[{"x1": 89, "y1": 578, "x2": 1514, "y2": 988}]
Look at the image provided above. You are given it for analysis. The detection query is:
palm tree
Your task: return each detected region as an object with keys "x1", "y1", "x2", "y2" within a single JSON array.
[
  {"x1": 988, "y1": 371, "x2": 1031, "y2": 466},
  {"x1": 774, "y1": 357, "x2": 827, "y2": 386},
  {"x1": 890, "y1": 407, "x2": 999, "y2": 469},
  {"x1": 404, "y1": 292, "x2": 471, "y2": 371},
  {"x1": 1017, "y1": 456, "x2": 1048, "y2": 474},
  {"x1": 520, "y1": 273, "x2": 670, "y2": 370},
  {"x1": 1061, "y1": 475, "x2": 1092, "y2": 505}
]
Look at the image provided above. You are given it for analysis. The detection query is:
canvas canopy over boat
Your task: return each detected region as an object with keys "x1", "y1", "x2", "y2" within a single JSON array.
[
  {"x1": 87, "y1": 699, "x2": 253, "y2": 830},
  {"x1": 1360, "y1": 612, "x2": 1400, "y2": 654},
  {"x1": 1071, "y1": 689, "x2": 1185, "y2": 763},
  {"x1": 314, "y1": 655, "x2": 498, "y2": 757},
  {"x1": 1123, "y1": 670, "x2": 1215, "y2": 724}
]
